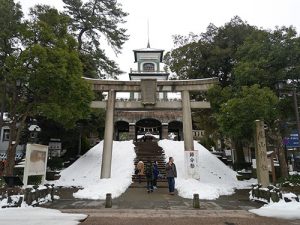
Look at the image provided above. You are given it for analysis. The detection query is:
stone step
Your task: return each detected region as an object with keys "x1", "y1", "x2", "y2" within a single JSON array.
[
  {"x1": 132, "y1": 176, "x2": 167, "y2": 182},
  {"x1": 133, "y1": 141, "x2": 167, "y2": 183}
]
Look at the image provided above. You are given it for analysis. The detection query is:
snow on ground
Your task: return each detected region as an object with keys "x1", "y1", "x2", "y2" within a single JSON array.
[
  {"x1": 159, "y1": 140, "x2": 255, "y2": 200},
  {"x1": 249, "y1": 200, "x2": 300, "y2": 220},
  {"x1": 0, "y1": 207, "x2": 87, "y2": 225},
  {"x1": 50, "y1": 140, "x2": 136, "y2": 200},
  {"x1": 52, "y1": 139, "x2": 252, "y2": 200}
]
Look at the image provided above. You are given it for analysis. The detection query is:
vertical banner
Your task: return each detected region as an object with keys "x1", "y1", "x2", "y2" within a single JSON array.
[{"x1": 184, "y1": 150, "x2": 200, "y2": 180}]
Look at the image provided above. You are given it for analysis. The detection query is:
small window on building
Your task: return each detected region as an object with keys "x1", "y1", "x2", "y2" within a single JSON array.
[
  {"x1": 143, "y1": 63, "x2": 155, "y2": 72},
  {"x1": 2, "y1": 129, "x2": 10, "y2": 141}
]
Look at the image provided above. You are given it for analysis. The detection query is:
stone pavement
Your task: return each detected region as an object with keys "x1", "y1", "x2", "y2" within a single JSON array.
[
  {"x1": 45, "y1": 184, "x2": 262, "y2": 210},
  {"x1": 62, "y1": 209, "x2": 300, "y2": 225},
  {"x1": 43, "y1": 185, "x2": 300, "y2": 225}
]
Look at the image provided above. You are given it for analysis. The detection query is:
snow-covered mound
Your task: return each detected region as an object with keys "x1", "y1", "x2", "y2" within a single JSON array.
[
  {"x1": 249, "y1": 200, "x2": 300, "y2": 220},
  {"x1": 51, "y1": 140, "x2": 136, "y2": 200},
  {"x1": 159, "y1": 140, "x2": 254, "y2": 200}
]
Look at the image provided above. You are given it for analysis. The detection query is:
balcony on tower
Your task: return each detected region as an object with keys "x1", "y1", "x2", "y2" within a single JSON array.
[{"x1": 129, "y1": 47, "x2": 169, "y2": 81}]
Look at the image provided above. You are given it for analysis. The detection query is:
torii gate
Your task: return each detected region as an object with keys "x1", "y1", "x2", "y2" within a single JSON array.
[{"x1": 85, "y1": 78, "x2": 218, "y2": 179}]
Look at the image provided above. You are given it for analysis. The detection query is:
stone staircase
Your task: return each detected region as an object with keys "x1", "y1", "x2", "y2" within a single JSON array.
[{"x1": 132, "y1": 140, "x2": 167, "y2": 183}]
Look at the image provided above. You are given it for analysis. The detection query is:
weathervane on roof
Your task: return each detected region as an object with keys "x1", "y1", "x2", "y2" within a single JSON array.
[{"x1": 147, "y1": 19, "x2": 150, "y2": 48}]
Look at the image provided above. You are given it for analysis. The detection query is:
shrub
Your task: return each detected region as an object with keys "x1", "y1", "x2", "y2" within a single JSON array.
[
  {"x1": 276, "y1": 174, "x2": 300, "y2": 186},
  {"x1": 47, "y1": 157, "x2": 64, "y2": 170}
]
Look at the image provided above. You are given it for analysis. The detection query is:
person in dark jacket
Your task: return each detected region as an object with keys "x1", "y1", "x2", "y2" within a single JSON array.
[
  {"x1": 166, "y1": 156, "x2": 177, "y2": 195},
  {"x1": 145, "y1": 161, "x2": 154, "y2": 193},
  {"x1": 153, "y1": 161, "x2": 159, "y2": 189}
]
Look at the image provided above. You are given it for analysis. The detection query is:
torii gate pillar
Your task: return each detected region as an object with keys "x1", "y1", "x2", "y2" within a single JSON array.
[
  {"x1": 182, "y1": 90, "x2": 200, "y2": 179},
  {"x1": 101, "y1": 90, "x2": 115, "y2": 179},
  {"x1": 182, "y1": 90, "x2": 194, "y2": 151}
]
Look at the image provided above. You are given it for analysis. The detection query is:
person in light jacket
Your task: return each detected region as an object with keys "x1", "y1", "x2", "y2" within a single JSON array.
[
  {"x1": 166, "y1": 156, "x2": 177, "y2": 195},
  {"x1": 136, "y1": 160, "x2": 144, "y2": 183}
]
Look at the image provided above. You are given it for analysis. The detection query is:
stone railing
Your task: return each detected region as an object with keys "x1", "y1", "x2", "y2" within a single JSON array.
[
  {"x1": 129, "y1": 70, "x2": 168, "y2": 73},
  {"x1": 114, "y1": 98, "x2": 183, "y2": 102},
  {"x1": 250, "y1": 184, "x2": 299, "y2": 203},
  {"x1": 0, "y1": 184, "x2": 55, "y2": 208}
]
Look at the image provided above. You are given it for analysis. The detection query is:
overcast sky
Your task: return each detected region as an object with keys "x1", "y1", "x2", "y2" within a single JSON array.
[{"x1": 19, "y1": 0, "x2": 300, "y2": 80}]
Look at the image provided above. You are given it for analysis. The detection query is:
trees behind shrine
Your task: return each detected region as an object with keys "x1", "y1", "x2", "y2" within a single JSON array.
[
  {"x1": 165, "y1": 16, "x2": 300, "y2": 177},
  {"x1": 0, "y1": 0, "x2": 128, "y2": 175}
]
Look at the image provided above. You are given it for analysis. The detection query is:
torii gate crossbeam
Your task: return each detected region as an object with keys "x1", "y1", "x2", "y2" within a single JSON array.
[{"x1": 84, "y1": 77, "x2": 219, "y2": 179}]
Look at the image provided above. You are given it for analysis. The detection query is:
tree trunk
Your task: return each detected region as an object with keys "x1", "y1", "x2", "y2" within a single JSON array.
[
  {"x1": 4, "y1": 110, "x2": 29, "y2": 176},
  {"x1": 77, "y1": 28, "x2": 88, "y2": 51},
  {"x1": 4, "y1": 121, "x2": 18, "y2": 176},
  {"x1": 0, "y1": 82, "x2": 6, "y2": 131},
  {"x1": 234, "y1": 139, "x2": 245, "y2": 163},
  {"x1": 276, "y1": 133, "x2": 288, "y2": 178}
]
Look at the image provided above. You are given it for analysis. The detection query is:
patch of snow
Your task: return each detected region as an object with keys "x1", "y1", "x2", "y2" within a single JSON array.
[
  {"x1": 168, "y1": 133, "x2": 177, "y2": 140},
  {"x1": 0, "y1": 112, "x2": 9, "y2": 122},
  {"x1": 32, "y1": 194, "x2": 52, "y2": 205},
  {"x1": 282, "y1": 193, "x2": 298, "y2": 199},
  {"x1": 14, "y1": 164, "x2": 25, "y2": 168},
  {"x1": 289, "y1": 171, "x2": 300, "y2": 175},
  {"x1": 54, "y1": 195, "x2": 60, "y2": 200},
  {"x1": 50, "y1": 141, "x2": 136, "y2": 200},
  {"x1": 28, "y1": 124, "x2": 41, "y2": 132},
  {"x1": 249, "y1": 200, "x2": 300, "y2": 220},
  {"x1": 0, "y1": 207, "x2": 87, "y2": 225},
  {"x1": 137, "y1": 133, "x2": 159, "y2": 139},
  {"x1": 237, "y1": 169, "x2": 252, "y2": 173},
  {"x1": 37, "y1": 185, "x2": 47, "y2": 190},
  {"x1": 158, "y1": 140, "x2": 255, "y2": 200}
]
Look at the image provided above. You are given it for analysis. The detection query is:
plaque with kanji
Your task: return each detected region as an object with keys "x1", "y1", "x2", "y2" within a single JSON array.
[{"x1": 141, "y1": 79, "x2": 157, "y2": 105}]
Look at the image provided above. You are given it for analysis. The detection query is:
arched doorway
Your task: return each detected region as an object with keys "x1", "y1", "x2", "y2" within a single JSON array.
[
  {"x1": 114, "y1": 121, "x2": 129, "y2": 141},
  {"x1": 168, "y1": 121, "x2": 183, "y2": 141},
  {"x1": 135, "y1": 118, "x2": 161, "y2": 141}
]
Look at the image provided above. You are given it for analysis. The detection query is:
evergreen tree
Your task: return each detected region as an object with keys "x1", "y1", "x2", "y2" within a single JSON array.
[
  {"x1": 0, "y1": 0, "x2": 23, "y2": 133},
  {"x1": 164, "y1": 16, "x2": 256, "y2": 86},
  {"x1": 234, "y1": 26, "x2": 300, "y2": 89},
  {"x1": 1, "y1": 4, "x2": 93, "y2": 175},
  {"x1": 216, "y1": 85, "x2": 276, "y2": 161},
  {"x1": 166, "y1": 16, "x2": 297, "y2": 177},
  {"x1": 63, "y1": 0, "x2": 129, "y2": 78}
]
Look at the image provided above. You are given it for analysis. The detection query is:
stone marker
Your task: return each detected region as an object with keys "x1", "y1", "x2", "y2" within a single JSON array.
[
  {"x1": 193, "y1": 193, "x2": 200, "y2": 209},
  {"x1": 254, "y1": 120, "x2": 270, "y2": 188},
  {"x1": 105, "y1": 193, "x2": 112, "y2": 208}
]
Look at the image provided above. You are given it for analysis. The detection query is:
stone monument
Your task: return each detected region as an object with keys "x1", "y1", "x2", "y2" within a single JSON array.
[{"x1": 254, "y1": 120, "x2": 270, "y2": 187}]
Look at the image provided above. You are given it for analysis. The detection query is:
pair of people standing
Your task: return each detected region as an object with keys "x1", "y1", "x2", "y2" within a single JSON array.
[
  {"x1": 143, "y1": 161, "x2": 160, "y2": 193},
  {"x1": 166, "y1": 157, "x2": 177, "y2": 195},
  {"x1": 137, "y1": 158, "x2": 177, "y2": 195}
]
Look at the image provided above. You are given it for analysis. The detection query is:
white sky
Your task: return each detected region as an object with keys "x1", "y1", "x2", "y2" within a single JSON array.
[{"x1": 19, "y1": 0, "x2": 300, "y2": 80}]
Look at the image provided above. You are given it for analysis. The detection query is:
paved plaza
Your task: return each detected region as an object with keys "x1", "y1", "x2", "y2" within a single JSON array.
[
  {"x1": 45, "y1": 185, "x2": 262, "y2": 210},
  {"x1": 43, "y1": 185, "x2": 300, "y2": 225},
  {"x1": 63, "y1": 209, "x2": 300, "y2": 225}
]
